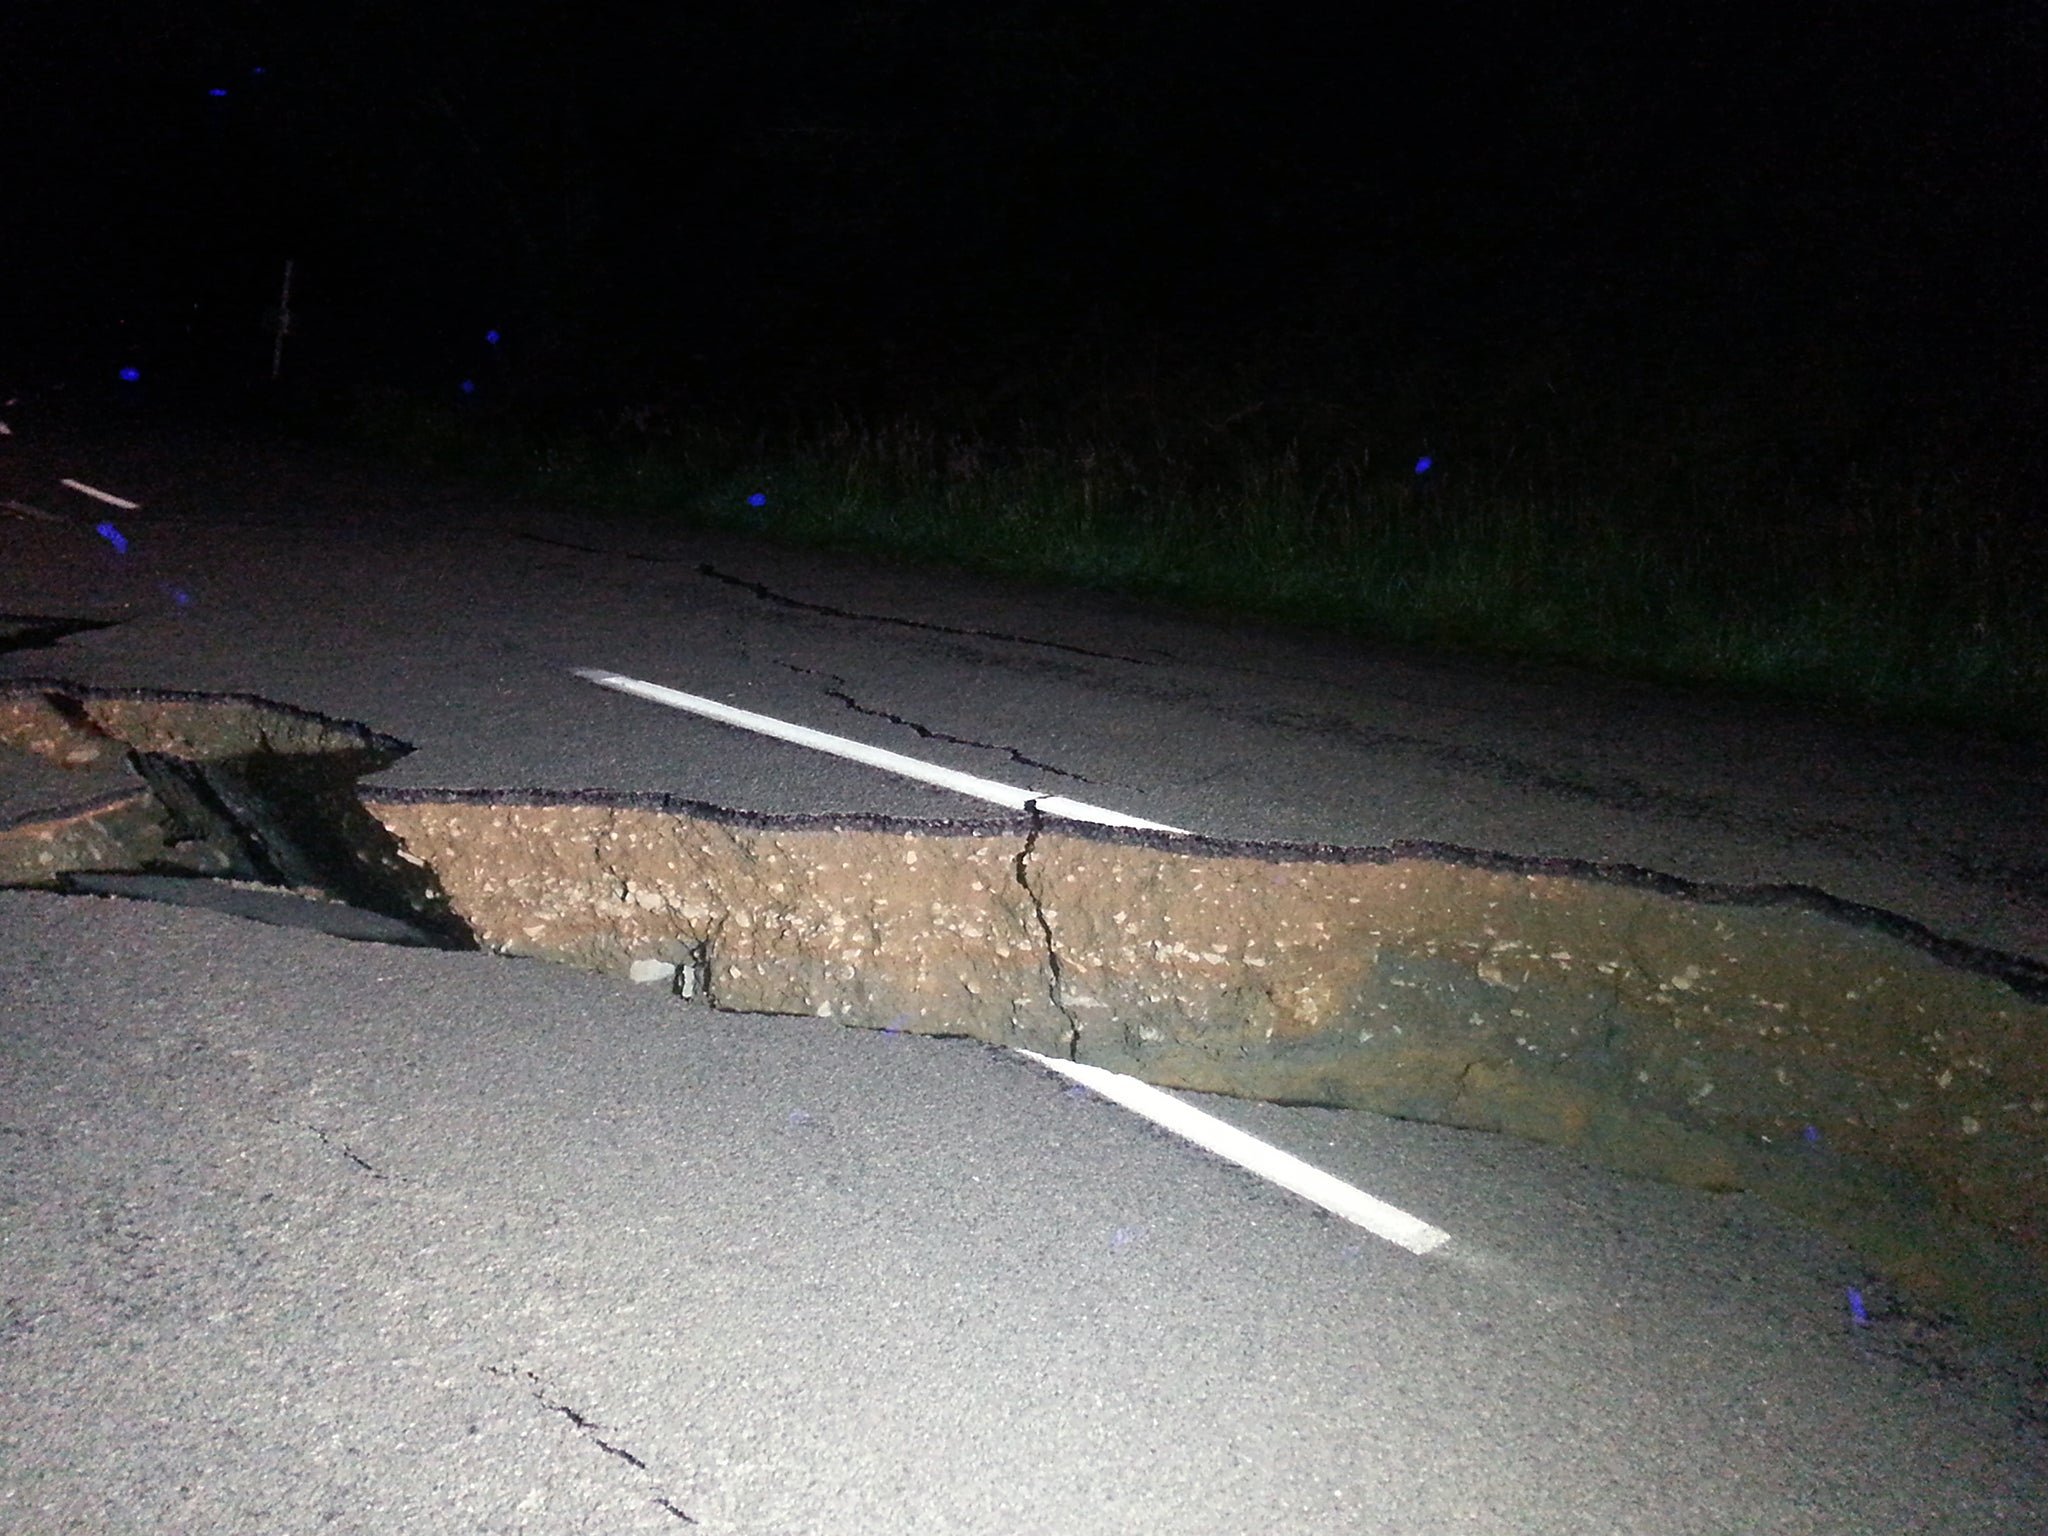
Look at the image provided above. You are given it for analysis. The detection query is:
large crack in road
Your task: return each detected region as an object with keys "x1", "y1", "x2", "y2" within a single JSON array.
[
  {"x1": 6, "y1": 677, "x2": 2048, "y2": 1358},
  {"x1": 0, "y1": 679, "x2": 471, "y2": 947}
]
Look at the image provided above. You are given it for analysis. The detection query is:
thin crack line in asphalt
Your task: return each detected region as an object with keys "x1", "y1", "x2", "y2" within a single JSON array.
[
  {"x1": 306, "y1": 1126, "x2": 386, "y2": 1179},
  {"x1": 516, "y1": 534, "x2": 1160, "y2": 661},
  {"x1": 573, "y1": 669, "x2": 1188, "y2": 833},
  {"x1": 695, "y1": 562, "x2": 1162, "y2": 664},
  {"x1": 518, "y1": 531, "x2": 667, "y2": 559},
  {"x1": 484, "y1": 1366, "x2": 697, "y2": 1519},
  {"x1": 770, "y1": 658, "x2": 1104, "y2": 784},
  {"x1": 822, "y1": 687, "x2": 1096, "y2": 783}
]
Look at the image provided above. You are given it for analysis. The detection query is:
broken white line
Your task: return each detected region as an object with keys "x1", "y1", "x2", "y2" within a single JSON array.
[
  {"x1": 574, "y1": 668, "x2": 1189, "y2": 833},
  {"x1": 59, "y1": 478, "x2": 141, "y2": 510},
  {"x1": 1017, "y1": 1049, "x2": 1451, "y2": 1254}
]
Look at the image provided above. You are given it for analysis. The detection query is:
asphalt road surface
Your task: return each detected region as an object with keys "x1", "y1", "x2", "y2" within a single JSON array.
[{"x1": 4, "y1": 411, "x2": 2046, "y2": 1533}]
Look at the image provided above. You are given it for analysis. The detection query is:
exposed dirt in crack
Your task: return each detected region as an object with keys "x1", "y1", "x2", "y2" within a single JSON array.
[
  {"x1": 364, "y1": 781, "x2": 2048, "y2": 1348},
  {"x1": 7, "y1": 676, "x2": 2048, "y2": 1359}
]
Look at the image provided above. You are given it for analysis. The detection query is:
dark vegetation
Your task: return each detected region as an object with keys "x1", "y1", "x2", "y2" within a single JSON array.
[
  {"x1": 8, "y1": 2, "x2": 2043, "y2": 738},
  {"x1": 334, "y1": 344, "x2": 2044, "y2": 742}
]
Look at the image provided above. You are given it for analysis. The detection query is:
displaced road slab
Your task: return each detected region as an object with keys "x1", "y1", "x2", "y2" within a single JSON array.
[{"x1": 8, "y1": 674, "x2": 2044, "y2": 1349}]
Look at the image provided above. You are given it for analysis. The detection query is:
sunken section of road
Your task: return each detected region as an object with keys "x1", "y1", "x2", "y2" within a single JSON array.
[
  {"x1": 6, "y1": 679, "x2": 2047, "y2": 1356},
  {"x1": 0, "y1": 680, "x2": 471, "y2": 948}
]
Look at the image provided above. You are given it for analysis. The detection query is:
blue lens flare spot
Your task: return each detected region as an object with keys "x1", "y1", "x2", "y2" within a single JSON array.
[
  {"x1": 208, "y1": 88, "x2": 228, "y2": 98},
  {"x1": 118, "y1": 367, "x2": 140, "y2": 382},
  {"x1": 1804, "y1": 1125, "x2": 1821, "y2": 1144},
  {"x1": 1847, "y1": 1287, "x2": 1869, "y2": 1326},
  {"x1": 747, "y1": 492, "x2": 767, "y2": 507},
  {"x1": 460, "y1": 379, "x2": 475, "y2": 395},
  {"x1": 96, "y1": 523, "x2": 128, "y2": 554},
  {"x1": 1415, "y1": 456, "x2": 1433, "y2": 474},
  {"x1": 484, "y1": 329, "x2": 501, "y2": 345}
]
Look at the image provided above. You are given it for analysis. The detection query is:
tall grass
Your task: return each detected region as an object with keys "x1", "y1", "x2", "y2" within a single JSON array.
[{"x1": 343, "y1": 373, "x2": 2048, "y2": 742}]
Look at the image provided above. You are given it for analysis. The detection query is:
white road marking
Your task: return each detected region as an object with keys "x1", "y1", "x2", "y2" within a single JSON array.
[
  {"x1": 576, "y1": 668, "x2": 1434, "y2": 1250},
  {"x1": 574, "y1": 668, "x2": 1189, "y2": 833},
  {"x1": 1016, "y1": 1049, "x2": 1452, "y2": 1254},
  {"x1": 59, "y1": 478, "x2": 141, "y2": 509}
]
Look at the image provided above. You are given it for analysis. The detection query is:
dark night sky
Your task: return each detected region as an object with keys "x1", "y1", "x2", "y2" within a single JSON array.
[{"x1": 3, "y1": 1, "x2": 2042, "y2": 440}]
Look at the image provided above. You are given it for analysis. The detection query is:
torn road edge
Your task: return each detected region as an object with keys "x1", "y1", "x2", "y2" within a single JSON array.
[{"x1": 361, "y1": 783, "x2": 2048, "y2": 1004}]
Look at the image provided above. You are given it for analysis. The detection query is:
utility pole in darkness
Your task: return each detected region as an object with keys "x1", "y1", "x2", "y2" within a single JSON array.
[{"x1": 269, "y1": 260, "x2": 295, "y2": 380}]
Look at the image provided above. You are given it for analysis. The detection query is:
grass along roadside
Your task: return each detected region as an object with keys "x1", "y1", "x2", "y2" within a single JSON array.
[{"x1": 347, "y1": 389, "x2": 2048, "y2": 744}]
